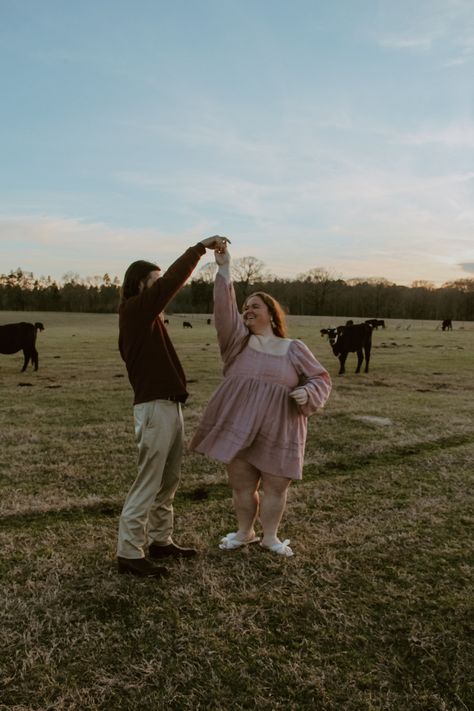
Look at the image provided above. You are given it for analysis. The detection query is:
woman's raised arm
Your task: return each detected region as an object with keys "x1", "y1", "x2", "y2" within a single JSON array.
[{"x1": 213, "y1": 247, "x2": 249, "y2": 366}]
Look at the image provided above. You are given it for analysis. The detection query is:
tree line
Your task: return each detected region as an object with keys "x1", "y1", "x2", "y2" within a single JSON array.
[{"x1": 1, "y1": 260, "x2": 473, "y2": 321}]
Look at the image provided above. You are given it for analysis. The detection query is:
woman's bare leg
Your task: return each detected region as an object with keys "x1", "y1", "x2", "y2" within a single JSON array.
[
  {"x1": 259, "y1": 473, "x2": 292, "y2": 547},
  {"x1": 226, "y1": 458, "x2": 261, "y2": 541}
]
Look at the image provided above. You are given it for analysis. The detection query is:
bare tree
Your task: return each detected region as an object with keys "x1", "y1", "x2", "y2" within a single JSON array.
[
  {"x1": 296, "y1": 267, "x2": 337, "y2": 314},
  {"x1": 411, "y1": 280, "x2": 435, "y2": 290},
  {"x1": 62, "y1": 271, "x2": 82, "y2": 285},
  {"x1": 194, "y1": 261, "x2": 217, "y2": 283},
  {"x1": 346, "y1": 276, "x2": 394, "y2": 287},
  {"x1": 232, "y1": 256, "x2": 266, "y2": 291},
  {"x1": 296, "y1": 267, "x2": 334, "y2": 284},
  {"x1": 442, "y1": 278, "x2": 474, "y2": 292}
]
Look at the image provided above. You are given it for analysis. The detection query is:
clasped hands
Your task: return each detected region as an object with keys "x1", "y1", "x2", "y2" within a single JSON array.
[
  {"x1": 200, "y1": 235, "x2": 231, "y2": 266},
  {"x1": 200, "y1": 235, "x2": 231, "y2": 254}
]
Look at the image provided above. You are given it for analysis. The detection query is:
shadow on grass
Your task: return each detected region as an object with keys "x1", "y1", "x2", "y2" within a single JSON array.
[
  {"x1": 0, "y1": 483, "x2": 231, "y2": 529},
  {"x1": 315, "y1": 432, "x2": 473, "y2": 475},
  {"x1": 2, "y1": 431, "x2": 472, "y2": 531}
]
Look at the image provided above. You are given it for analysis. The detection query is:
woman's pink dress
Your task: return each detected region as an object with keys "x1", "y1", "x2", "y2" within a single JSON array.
[{"x1": 189, "y1": 275, "x2": 332, "y2": 479}]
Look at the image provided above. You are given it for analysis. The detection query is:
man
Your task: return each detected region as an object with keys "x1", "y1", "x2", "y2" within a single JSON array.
[{"x1": 117, "y1": 235, "x2": 228, "y2": 577}]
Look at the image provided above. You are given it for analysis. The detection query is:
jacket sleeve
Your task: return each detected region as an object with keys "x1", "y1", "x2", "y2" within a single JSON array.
[
  {"x1": 213, "y1": 273, "x2": 249, "y2": 369},
  {"x1": 288, "y1": 339, "x2": 332, "y2": 417},
  {"x1": 132, "y1": 243, "x2": 206, "y2": 319}
]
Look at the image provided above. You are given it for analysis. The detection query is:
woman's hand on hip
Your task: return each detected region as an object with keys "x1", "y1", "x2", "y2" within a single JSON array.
[{"x1": 289, "y1": 387, "x2": 308, "y2": 406}]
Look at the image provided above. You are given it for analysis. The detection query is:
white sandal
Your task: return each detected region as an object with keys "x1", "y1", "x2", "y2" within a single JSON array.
[
  {"x1": 260, "y1": 539, "x2": 294, "y2": 557},
  {"x1": 219, "y1": 532, "x2": 260, "y2": 550}
]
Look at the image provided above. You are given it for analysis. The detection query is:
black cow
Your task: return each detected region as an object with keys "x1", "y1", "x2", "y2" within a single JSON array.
[
  {"x1": 441, "y1": 319, "x2": 452, "y2": 331},
  {"x1": 365, "y1": 318, "x2": 385, "y2": 329},
  {"x1": 321, "y1": 322, "x2": 372, "y2": 374},
  {"x1": 207, "y1": 318, "x2": 212, "y2": 325},
  {"x1": 183, "y1": 321, "x2": 192, "y2": 329},
  {"x1": 0, "y1": 321, "x2": 44, "y2": 371}
]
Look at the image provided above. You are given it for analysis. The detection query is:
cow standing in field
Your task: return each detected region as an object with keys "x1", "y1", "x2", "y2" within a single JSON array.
[
  {"x1": 321, "y1": 322, "x2": 372, "y2": 374},
  {"x1": 441, "y1": 319, "x2": 453, "y2": 331},
  {"x1": 183, "y1": 321, "x2": 193, "y2": 328},
  {"x1": 365, "y1": 318, "x2": 385, "y2": 329},
  {"x1": 0, "y1": 321, "x2": 44, "y2": 371}
]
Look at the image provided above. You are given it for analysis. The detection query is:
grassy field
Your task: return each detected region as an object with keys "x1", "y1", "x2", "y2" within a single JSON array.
[{"x1": 0, "y1": 310, "x2": 473, "y2": 711}]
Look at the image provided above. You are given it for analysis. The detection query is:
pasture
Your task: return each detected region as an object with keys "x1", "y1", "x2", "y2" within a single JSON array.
[{"x1": 0, "y1": 310, "x2": 473, "y2": 711}]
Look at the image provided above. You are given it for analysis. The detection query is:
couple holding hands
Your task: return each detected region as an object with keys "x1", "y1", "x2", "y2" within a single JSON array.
[{"x1": 117, "y1": 235, "x2": 332, "y2": 577}]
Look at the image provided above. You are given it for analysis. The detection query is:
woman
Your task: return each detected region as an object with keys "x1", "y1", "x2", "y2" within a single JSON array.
[{"x1": 190, "y1": 244, "x2": 332, "y2": 557}]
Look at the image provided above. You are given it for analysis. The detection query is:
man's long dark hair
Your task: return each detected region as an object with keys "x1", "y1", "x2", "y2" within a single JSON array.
[{"x1": 120, "y1": 260, "x2": 160, "y2": 306}]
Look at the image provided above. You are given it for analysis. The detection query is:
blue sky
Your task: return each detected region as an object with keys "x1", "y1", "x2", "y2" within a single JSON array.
[{"x1": 1, "y1": 0, "x2": 473, "y2": 286}]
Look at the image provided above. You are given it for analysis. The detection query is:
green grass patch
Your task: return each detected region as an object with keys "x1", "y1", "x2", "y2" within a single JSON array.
[{"x1": 0, "y1": 311, "x2": 473, "y2": 710}]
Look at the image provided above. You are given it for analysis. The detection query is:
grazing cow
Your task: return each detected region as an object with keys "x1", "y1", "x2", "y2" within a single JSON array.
[
  {"x1": 441, "y1": 319, "x2": 452, "y2": 331},
  {"x1": 164, "y1": 319, "x2": 169, "y2": 325},
  {"x1": 365, "y1": 318, "x2": 385, "y2": 329},
  {"x1": 183, "y1": 321, "x2": 193, "y2": 328},
  {"x1": 321, "y1": 322, "x2": 372, "y2": 374},
  {"x1": 0, "y1": 321, "x2": 44, "y2": 371}
]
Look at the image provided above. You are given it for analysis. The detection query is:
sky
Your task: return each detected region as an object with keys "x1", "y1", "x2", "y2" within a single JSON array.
[{"x1": 1, "y1": 0, "x2": 474, "y2": 287}]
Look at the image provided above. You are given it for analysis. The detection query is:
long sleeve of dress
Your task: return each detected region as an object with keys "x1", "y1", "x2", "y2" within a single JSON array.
[
  {"x1": 288, "y1": 340, "x2": 332, "y2": 417},
  {"x1": 213, "y1": 273, "x2": 249, "y2": 371}
]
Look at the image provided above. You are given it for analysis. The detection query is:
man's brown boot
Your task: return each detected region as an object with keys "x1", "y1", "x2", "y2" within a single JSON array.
[{"x1": 117, "y1": 556, "x2": 169, "y2": 577}]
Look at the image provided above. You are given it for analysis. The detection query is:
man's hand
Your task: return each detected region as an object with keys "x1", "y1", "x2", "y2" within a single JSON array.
[
  {"x1": 200, "y1": 235, "x2": 231, "y2": 250},
  {"x1": 289, "y1": 387, "x2": 308, "y2": 406}
]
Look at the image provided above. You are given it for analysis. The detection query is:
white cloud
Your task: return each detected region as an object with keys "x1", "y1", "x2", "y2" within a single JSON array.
[
  {"x1": 377, "y1": 34, "x2": 436, "y2": 51},
  {"x1": 397, "y1": 124, "x2": 474, "y2": 148},
  {"x1": 118, "y1": 117, "x2": 285, "y2": 163},
  {"x1": 0, "y1": 202, "x2": 472, "y2": 287},
  {"x1": 113, "y1": 160, "x2": 474, "y2": 277},
  {"x1": 374, "y1": 1, "x2": 474, "y2": 67},
  {"x1": 0, "y1": 215, "x2": 214, "y2": 281},
  {"x1": 444, "y1": 55, "x2": 470, "y2": 67}
]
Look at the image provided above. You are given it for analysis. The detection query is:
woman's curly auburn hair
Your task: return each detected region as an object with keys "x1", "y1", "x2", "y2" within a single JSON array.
[{"x1": 243, "y1": 291, "x2": 288, "y2": 338}]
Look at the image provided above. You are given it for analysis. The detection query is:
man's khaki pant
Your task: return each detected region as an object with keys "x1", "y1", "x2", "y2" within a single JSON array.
[{"x1": 117, "y1": 399, "x2": 184, "y2": 559}]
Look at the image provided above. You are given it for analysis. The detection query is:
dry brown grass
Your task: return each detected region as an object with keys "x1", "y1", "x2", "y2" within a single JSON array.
[{"x1": 0, "y1": 311, "x2": 473, "y2": 710}]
